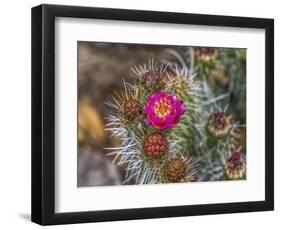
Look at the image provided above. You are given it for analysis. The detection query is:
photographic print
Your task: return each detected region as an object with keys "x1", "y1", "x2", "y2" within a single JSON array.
[
  {"x1": 78, "y1": 42, "x2": 246, "y2": 187},
  {"x1": 32, "y1": 5, "x2": 274, "y2": 224}
]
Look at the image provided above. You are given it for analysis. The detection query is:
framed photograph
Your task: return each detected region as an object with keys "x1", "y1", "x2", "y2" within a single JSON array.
[{"x1": 31, "y1": 4, "x2": 274, "y2": 225}]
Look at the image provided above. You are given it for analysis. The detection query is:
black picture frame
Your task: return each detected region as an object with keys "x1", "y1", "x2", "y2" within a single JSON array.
[{"x1": 31, "y1": 4, "x2": 274, "y2": 225}]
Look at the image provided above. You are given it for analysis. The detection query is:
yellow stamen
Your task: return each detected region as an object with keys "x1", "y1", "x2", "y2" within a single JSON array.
[{"x1": 154, "y1": 97, "x2": 172, "y2": 118}]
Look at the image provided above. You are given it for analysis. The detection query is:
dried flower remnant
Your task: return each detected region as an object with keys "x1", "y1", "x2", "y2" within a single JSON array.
[
  {"x1": 145, "y1": 91, "x2": 186, "y2": 130},
  {"x1": 143, "y1": 133, "x2": 168, "y2": 160},
  {"x1": 225, "y1": 152, "x2": 246, "y2": 180},
  {"x1": 207, "y1": 112, "x2": 232, "y2": 138}
]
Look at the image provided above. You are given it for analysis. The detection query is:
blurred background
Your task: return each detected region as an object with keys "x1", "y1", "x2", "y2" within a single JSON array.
[{"x1": 78, "y1": 41, "x2": 246, "y2": 187}]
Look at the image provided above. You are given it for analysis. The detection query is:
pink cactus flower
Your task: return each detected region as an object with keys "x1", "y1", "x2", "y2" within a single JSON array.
[{"x1": 145, "y1": 91, "x2": 186, "y2": 130}]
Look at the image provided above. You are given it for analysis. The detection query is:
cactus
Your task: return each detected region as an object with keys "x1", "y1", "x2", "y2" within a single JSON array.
[{"x1": 105, "y1": 47, "x2": 246, "y2": 185}]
